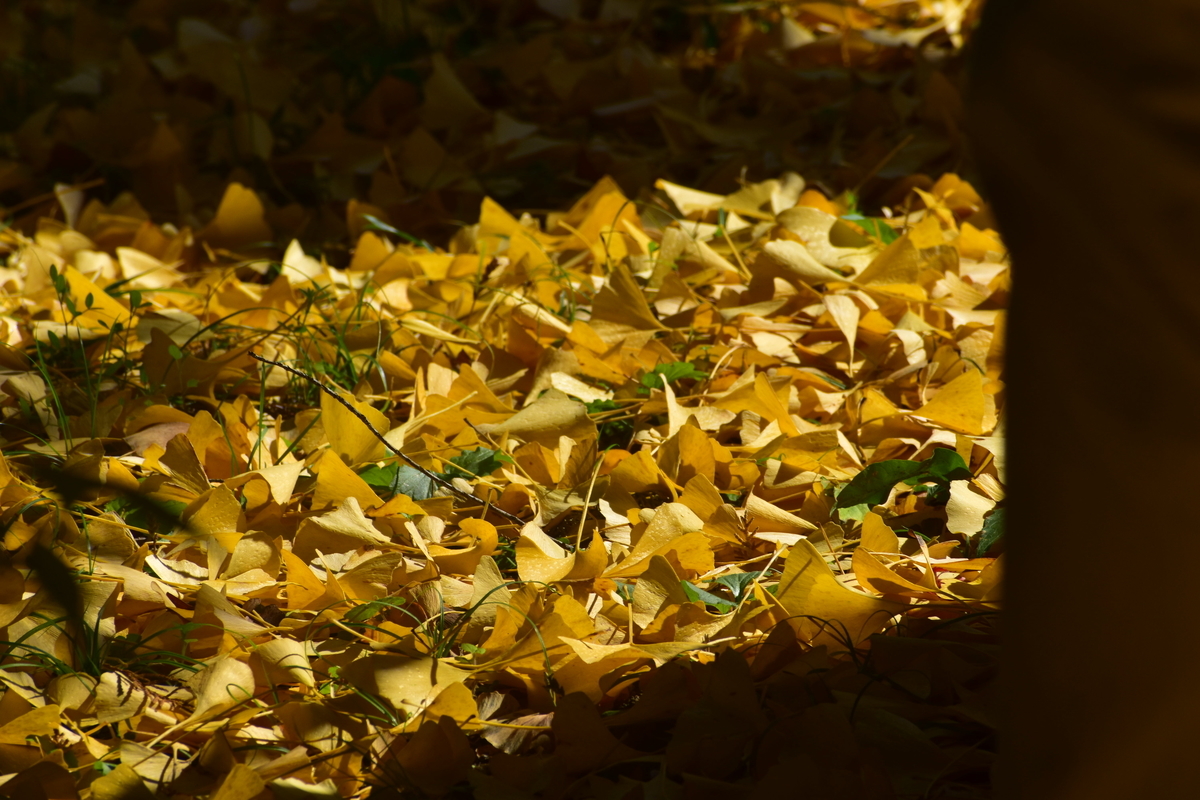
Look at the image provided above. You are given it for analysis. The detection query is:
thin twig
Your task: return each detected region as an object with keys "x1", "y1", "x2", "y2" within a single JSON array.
[{"x1": 250, "y1": 352, "x2": 525, "y2": 528}]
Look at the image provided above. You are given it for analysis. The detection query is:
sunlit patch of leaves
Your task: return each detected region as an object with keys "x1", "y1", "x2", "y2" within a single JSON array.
[{"x1": 0, "y1": 2, "x2": 999, "y2": 795}]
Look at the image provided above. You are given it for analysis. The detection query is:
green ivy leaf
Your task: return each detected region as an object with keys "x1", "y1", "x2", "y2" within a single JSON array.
[
  {"x1": 835, "y1": 459, "x2": 925, "y2": 513},
  {"x1": 711, "y1": 571, "x2": 760, "y2": 601},
  {"x1": 921, "y1": 448, "x2": 974, "y2": 484},
  {"x1": 358, "y1": 464, "x2": 400, "y2": 491},
  {"x1": 977, "y1": 506, "x2": 1005, "y2": 555},
  {"x1": 390, "y1": 466, "x2": 439, "y2": 501},
  {"x1": 924, "y1": 482, "x2": 952, "y2": 506},
  {"x1": 443, "y1": 447, "x2": 512, "y2": 480},
  {"x1": 836, "y1": 449, "x2": 974, "y2": 518}
]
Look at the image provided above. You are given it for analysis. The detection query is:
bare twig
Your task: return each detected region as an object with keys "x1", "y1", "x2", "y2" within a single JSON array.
[{"x1": 250, "y1": 352, "x2": 525, "y2": 528}]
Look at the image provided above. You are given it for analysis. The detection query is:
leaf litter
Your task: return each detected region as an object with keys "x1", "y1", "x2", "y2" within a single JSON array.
[{"x1": 0, "y1": 2, "x2": 1000, "y2": 799}]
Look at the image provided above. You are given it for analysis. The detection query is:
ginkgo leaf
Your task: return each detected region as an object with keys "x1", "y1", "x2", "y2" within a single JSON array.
[
  {"x1": 280, "y1": 239, "x2": 325, "y2": 284},
  {"x1": 293, "y1": 496, "x2": 392, "y2": 561},
  {"x1": 0, "y1": 705, "x2": 61, "y2": 744},
  {"x1": 189, "y1": 658, "x2": 255, "y2": 720},
  {"x1": 310, "y1": 451, "x2": 384, "y2": 511},
  {"x1": 946, "y1": 479, "x2": 997, "y2": 534},
  {"x1": 200, "y1": 183, "x2": 272, "y2": 249},
  {"x1": 210, "y1": 764, "x2": 265, "y2": 800},
  {"x1": 823, "y1": 293, "x2": 860, "y2": 357},
  {"x1": 516, "y1": 523, "x2": 576, "y2": 583},
  {"x1": 321, "y1": 388, "x2": 389, "y2": 466},
  {"x1": 340, "y1": 655, "x2": 470, "y2": 719},
  {"x1": 860, "y1": 512, "x2": 900, "y2": 553},
  {"x1": 774, "y1": 540, "x2": 908, "y2": 646},
  {"x1": 255, "y1": 638, "x2": 315, "y2": 689},
  {"x1": 913, "y1": 368, "x2": 988, "y2": 435},
  {"x1": 762, "y1": 239, "x2": 847, "y2": 285},
  {"x1": 852, "y1": 547, "x2": 935, "y2": 597},
  {"x1": 89, "y1": 765, "x2": 157, "y2": 800},
  {"x1": 589, "y1": 261, "x2": 668, "y2": 343},
  {"x1": 655, "y1": 179, "x2": 727, "y2": 215},
  {"x1": 474, "y1": 389, "x2": 596, "y2": 447}
]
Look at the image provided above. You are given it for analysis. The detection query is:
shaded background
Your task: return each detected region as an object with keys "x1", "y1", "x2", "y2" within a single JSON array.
[{"x1": 0, "y1": 0, "x2": 981, "y2": 251}]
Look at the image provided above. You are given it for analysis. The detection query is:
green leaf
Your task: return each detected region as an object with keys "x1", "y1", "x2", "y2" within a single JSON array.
[
  {"x1": 443, "y1": 447, "x2": 512, "y2": 481},
  {"x1": 587, "y1": 399, "x2": 634, "y2": 448},
  {"x1": 104, "y1": 495, "x2": 185, "y2": 535},
  {"x1": 680, "y1": 581, "x2": 736, "y2": 613},
  {"x1": 924, "y1": 482, "x2": 952, "y2": 506},
  {"x1": 639, "y1": 361, "x2": 708, "y2": 391},
  {"x1": 711, "y1": 571, "x2": 760, "y2": 601},
  {"x1": 359, "y1": 464, "x2": 400, "y2": 492},
  {"x1": 837, "y1": 449, "x2": 974, "y2": 518},
  {"x1": 344, "y1": 596, "x2": 406, "y2": 625},
  {"x1": 921, "y1": 448, "x2": 974, "y2": 483},
  {"x1": 837, "y1": 503, "x2": 872, "y2": 523},
  {"x1": 913, "y1": 449, "x2": 973, "y2": 507},
  {"x1": 361, "y1": 450, "x2": 511, "y2": 502},
  {"x1": 835, "y1": 459, "x2": 924, "y2": 514},
  {"x1": 167, "y1": 344, "x2": 184, "y2": 361},
  {"x1": 586, "y1": 399, "x2": 621, "y2": 414},
  {"x1": 390, "y1": 466, "x2": 438, "y2": 501},
  {"x1": 613, "y1": 580, "x2": 635, "y2": 603},
  {"x1": 977, "y1": 506, "x2": 1005, "y2": 555},
  {"x1": 841, "y1": 213, "x2": 899, "y2": 244}
]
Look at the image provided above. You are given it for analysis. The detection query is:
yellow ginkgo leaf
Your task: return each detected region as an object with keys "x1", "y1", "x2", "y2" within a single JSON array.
[
  {"x1": 774, "y1": 539, "x2": 907, "y2": 646},
  {"x1": 913, "y1": 368, "x2": 987, "y2": 435}
]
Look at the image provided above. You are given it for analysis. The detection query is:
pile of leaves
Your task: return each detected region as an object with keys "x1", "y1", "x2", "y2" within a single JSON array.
[
  {"x1": 0, "y1": 166, "x2": 1003, "y2": 797},
  {"x1": 0, "y1": 1, "x2": 1004, "y2": 799},
  {"x1": 1, "y1": 0, "x2": 981, "y2": 244}
]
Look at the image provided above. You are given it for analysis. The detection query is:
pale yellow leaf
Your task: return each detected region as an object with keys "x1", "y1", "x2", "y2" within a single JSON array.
[
  {"x1": 321, "y1": 387, "x2": 388, "y2": 465},
  {"x1": 775, "y1": 539, "x2": 907, "y2": 646},
  {"x1": 913, "y1": 368, "x2": 986, "y2": 435},
  {"x1": 946, "y1": 480, "x2": 997, "y2": 535}
]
